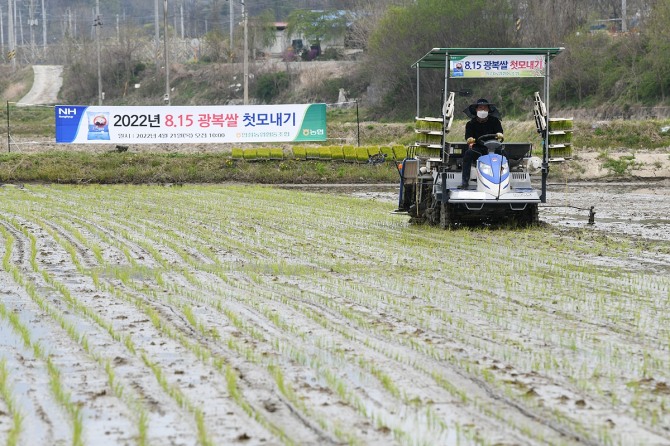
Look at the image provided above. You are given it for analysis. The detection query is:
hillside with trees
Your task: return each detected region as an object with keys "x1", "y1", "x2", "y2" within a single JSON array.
[{"x1": 2, "y1": 0, "x2": 668, "y2": 119}]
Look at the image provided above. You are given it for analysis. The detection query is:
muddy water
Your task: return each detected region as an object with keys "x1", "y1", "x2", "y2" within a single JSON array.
[
  {"x1": 2, "y1": 183, "x2": 669, "y2": 446},
  {"x1": 544, "y1": 182, "x2": 670, "y2": 242},
  {"x1": 325, "y1": 181, "x2": 670, "y2": 242}
]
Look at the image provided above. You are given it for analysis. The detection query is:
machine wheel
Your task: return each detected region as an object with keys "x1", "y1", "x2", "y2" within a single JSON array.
[
  {"x1": 528, "y1": 204, "x2": 539, "y2": 225},
  {"x1": 427, "y1": 200, "x2": 440, "y2": 226},
  {"x1": 440, "y1": 202, "x2": 453, "y2": 229},
  {"x1": 519, "y1": 204, "x2": 539, "y2": 226}
]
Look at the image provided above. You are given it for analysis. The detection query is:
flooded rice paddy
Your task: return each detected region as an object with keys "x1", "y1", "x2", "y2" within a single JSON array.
[{"x1": 0, "y1": 182, "x2": 669, "y2": 446}]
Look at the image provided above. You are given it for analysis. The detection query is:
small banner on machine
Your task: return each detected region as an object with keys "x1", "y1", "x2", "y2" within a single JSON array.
[
  {"x1": 450, "y1": 55, "x2": 545, "y2": 78},
  {"x1": 55, "y1": 103, "x2": 327, "y2": 144}
]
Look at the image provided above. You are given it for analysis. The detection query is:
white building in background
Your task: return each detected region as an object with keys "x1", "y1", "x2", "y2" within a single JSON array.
[{"x1": 262, "y1": 21, "x2": 347, "y2": 60}]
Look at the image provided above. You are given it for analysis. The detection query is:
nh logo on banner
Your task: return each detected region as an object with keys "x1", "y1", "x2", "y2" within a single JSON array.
[{"x1": 58, "y1": 107, "x2": 78, "y2": 116}]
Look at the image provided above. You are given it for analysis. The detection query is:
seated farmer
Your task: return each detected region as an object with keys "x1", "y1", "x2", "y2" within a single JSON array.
[{"x1": 459, "y1": 98, "x2": 504, "y2": 189}]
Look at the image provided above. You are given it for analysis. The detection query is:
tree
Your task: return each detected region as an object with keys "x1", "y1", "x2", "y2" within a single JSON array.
[
  {"x1": 250, "y1": 10, "x2": 278, "y2": 58},
  {"x1": 641, "y1": 0, "x2": 670, "y2": 101},
  {"x1": 362, "y1": 0, "x2": 516, "y2": 118},
  {"x1": 348, "y1": 0, "x2": 413, "y2": 50},
  {"x1": 511, "y1": 0, "x2": 586, "y2": 46}
]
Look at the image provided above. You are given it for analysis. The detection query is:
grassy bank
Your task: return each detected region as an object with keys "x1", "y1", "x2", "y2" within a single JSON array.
[
  {"x1": 1, "y1": 104, "x2": 669, "y2": 184},
  {"x1": 0, "y1": 151, "x2": 400, "y2": 184}
]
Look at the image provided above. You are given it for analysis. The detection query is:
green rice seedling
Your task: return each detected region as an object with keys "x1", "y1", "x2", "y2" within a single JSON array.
[
  {"x1": 6, "y1": 226, "x2": 157, "y2": 445},
  {"x1": 318, "y1": 146, "x2": 332, "y2": 160},
  {"x1": 548, "y1": 118, "x2": 573, "y2": 131},
  {"x1": 305, "y1": 146, "x2": 320, "y2": 159},
  {"x1": 291, "y1": 146, "x2": 307, "y2": 159},
  {"x1": 392, "y1": 145, "x2": 407, "y2": 159},
  {"x1": 548, "y1": 131, "x2": 573, "y2": 145},
  {"x1": 256, "y1": 147, "x2": 271, "y2": 159},
  {"x1": 342, "y1": 145, "x2": 356, "y2": 162},
  {"x1": 366, "y1": 145, "x2": 380, "y2": 157},
  {"x1": 415, "y1": 118, "x2": 442, "y2": 132},
  {"x1": 330, "y1": 146, "x2": 344, "y2": 160},
  {"x1": 231, "y1": 147, "x2": 244, "y2": 159},
  {"x1": 8, "y1": 184, "x2": 670, "y2": 444},
  {"x1": 0, "y1": 359, "x2": 24, "y2": 446},
  {"x1": 355, "y1": 147, "x2": 369, "y2": 162},
  {"x1": 242, "y1": 148, "x2": 257, "y2": 160},
  {"x1": 380, "y1": 146, "x2": 394, "y2": 158},
  {"x1": 269, "y1": 147, "x2": 284, "y2": 160}
]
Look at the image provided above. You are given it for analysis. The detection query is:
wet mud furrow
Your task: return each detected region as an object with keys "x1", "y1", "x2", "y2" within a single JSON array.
[
  {"x1": 71, "y1": 191, "x2": 592, "y2": 442},
  {"x1": 57, "y1": 194, "x2": 411, "y2": 444},
  {"x1": 27, "y1": 201, "x2": 341, "y2": 445},
  {"x1": 1, "y1": 184, "x2": 669, "y2": 446},
  {"x1": 107, "y1": 187, "x2": 670, "y2": 442},
  {"x1": 28, "y1": 219, "x2": 295, "y2": 445},
  {"x1": 189, "y1": 187, "x2": 670, "y2": 442},
  {"x1": 39, "y1": 188, "x2": 496, "y2": 442},
  {"x1": 0, "y1": 217, "x2": 138, "y2": 445},
  {"x1": 2, "y1": 207, "x2": 280, "y2": 444}
]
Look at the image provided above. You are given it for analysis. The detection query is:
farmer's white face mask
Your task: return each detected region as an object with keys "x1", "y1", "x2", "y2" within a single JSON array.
[{"x1": 477, "y1": 110, "x2": 489, "y2": 119}]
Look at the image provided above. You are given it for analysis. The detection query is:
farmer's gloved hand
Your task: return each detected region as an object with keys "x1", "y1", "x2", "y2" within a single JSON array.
[
  {"x1": 496, "y1": 132, "x2": 504, "y2": 141},
  {"x1": 467, "y1": 137, "x2": 476, "y2": 146}
]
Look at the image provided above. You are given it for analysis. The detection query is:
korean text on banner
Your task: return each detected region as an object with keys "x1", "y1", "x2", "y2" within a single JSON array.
[
  {"x1": 55, "y1": 103, "x2": 327, "y2": 144},
  {"x1": 450, "y1": 55, "x2": 545, "y2": 78}
]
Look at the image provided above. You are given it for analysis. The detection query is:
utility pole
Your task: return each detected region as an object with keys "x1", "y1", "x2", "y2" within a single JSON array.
[
  {"x1": 229, "y1": 0, "x2": 234, "y2": 55},
  {"x1": 0, "y1": 6, "x2": 4, "y2": 58},
  {"x1": 621, "y1": 0, "x2": 627, "y2": 32},
  {"x1": 243, "y1": 0, "x2": 248, "y2": 104},
  {"x1": 7, "y1": 0, "x2": 16, "y2": 70},
  {"x1": 19, "y1": 8, "x2": 24, "y2": 46},
  {"x1": 41, "y1": 0, "x2": 46, "y2": 49},
  {"x1": 29, "y1": 0, "x2": 35, "y2": 56},
  {"x1": 180, "y1": 2, "x2": 184, "y2": 39},
  {"x1": 94, "y1": 0, "x2": 103, "y2": 105},
  {"x1": 154, "y1": 0, "x2": 160, "y2": 74},
  {"x1": 164, "y1": 0, "x2": 171, "y2": 105}
]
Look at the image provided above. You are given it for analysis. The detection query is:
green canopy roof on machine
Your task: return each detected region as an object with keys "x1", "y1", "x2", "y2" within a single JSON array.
[{"x1": 411, "y1": 47, "x2": 564, "y2": 69}]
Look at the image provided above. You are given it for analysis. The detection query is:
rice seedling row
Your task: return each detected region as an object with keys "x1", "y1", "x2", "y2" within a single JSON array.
[
  {"x1": 26, "y1": 196, "x2": 368, "y2": 446},
  {"x1": 0, "y1": 212, "x2": 284, "y2": 445},
  {"x1": 53, "y1": 184, "x2": 670, "y2": 442},
  {"x1": 1, "y1": 184, "x2": 669, "y2": 445},
  {"x1": 44, "y1": 189, "x2": 459, "y2": 444}
]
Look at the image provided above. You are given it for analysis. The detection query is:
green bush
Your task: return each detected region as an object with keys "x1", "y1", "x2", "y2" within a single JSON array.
[{"x1": 254, "y1": 71, "x2": 289, "y2": 104}]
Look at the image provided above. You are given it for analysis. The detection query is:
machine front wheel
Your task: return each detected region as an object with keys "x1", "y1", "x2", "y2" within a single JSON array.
[
  {"x1": 524, "y1": 204, "x2": 539, "y2": 226},
  {"x1": 440, "y1": 202, "x2": 453, "y2": 229}
]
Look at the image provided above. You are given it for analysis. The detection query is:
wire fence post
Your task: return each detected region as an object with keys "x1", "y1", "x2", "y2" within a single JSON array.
[
  {"x1": 6, "y1": 101, "x2": 10, "y2": 153},
  {"x1": 356, "y1": 100, "x2": 360, "y2": 147}
]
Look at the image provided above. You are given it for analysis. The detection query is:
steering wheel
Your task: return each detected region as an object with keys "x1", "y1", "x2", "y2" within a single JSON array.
[{"x1": 476, "y1": 134, "x2": 500, "y2": 145}]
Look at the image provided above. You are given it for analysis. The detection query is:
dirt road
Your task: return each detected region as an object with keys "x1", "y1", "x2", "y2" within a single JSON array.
[{"x1": 16, "y1": 65, "x2": 63, "y2": 106}]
